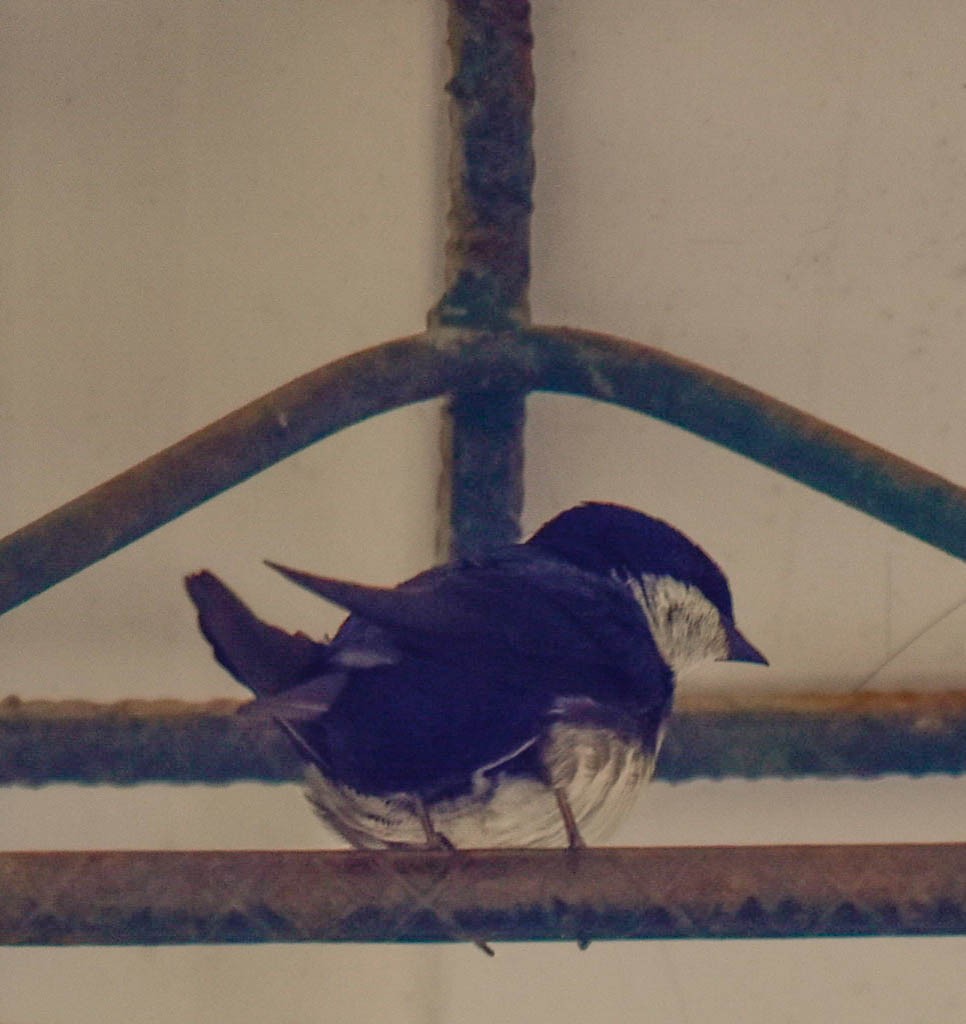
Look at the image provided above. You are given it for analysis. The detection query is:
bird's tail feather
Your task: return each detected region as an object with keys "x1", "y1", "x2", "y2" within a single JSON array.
[{"x1": 184, "y1": 570, "x2": 329, "y2": 697}]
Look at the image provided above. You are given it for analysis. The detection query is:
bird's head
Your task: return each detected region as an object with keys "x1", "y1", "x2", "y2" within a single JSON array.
[{"x1": 528, "y1": 502, "x2": 767, "y2": 674}]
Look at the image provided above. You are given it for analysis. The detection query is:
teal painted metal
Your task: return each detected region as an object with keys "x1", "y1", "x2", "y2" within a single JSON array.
[
  {"x1": 431, "y1": 0, "x2": 533, "y2": 558},
  {"x1": 441, "y1": 387, "x2": 526, "y2": 558},
  {"x1": 2, "y1": 692, "x2": 964, "y2": 786},
  {"x1": 430, "y1": 0, "x2": 534, "y2": 331},
  {"x1": 1, "y1": 328, "x2": 964, "y2": 615},
  {"x1": 525, "y1": 327, "x2": 966, "y2": 561},
  {"x1": 2, "y1": 0, "x2": 962, "y2": 610}
]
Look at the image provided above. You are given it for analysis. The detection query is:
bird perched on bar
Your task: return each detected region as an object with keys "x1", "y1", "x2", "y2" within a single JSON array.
[{"x1": 185, "y1": 502, "x2": 765, "y2": 850}]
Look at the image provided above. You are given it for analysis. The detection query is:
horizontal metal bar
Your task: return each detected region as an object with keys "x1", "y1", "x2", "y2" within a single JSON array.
[
  {"x1": 2, "y1": 691, "x2": 963, "y2": 785},
  {"x1": 1, "y1": 844, "x2": 963, "y2": 945},
  {"x1": 2, "y1": 329, "x2": 964, "y2": 615}
]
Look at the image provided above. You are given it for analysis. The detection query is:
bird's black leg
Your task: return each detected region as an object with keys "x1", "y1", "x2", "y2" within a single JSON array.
[
  {"x1": 554, "y1": 788, "x2": 586, "y2": 850},
  {"x1": 413, "y1": 797, "x2": 494, "y2": 956},
  {"x1": 554, "y1": 788, "x2": 593, "y2": 949},
  {"x1": 414, "y1": 797, "x2": 456, "y2": 851}
]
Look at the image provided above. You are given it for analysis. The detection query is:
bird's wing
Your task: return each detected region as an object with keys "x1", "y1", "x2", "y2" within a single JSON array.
[
  {"x1": 266, "y1": 552, "x2": 654, "y2": 676},
  {"x1": 264, "y1": 551, "x2": 673, "y2": 726},
  {"x1": 184, "y1": 571, "x2": 330, "y2": 697}
]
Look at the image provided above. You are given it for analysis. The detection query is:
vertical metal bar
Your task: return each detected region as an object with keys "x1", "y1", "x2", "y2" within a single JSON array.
[
  {"x1": 438, "y1": 387, "x2": 526, "y2": 559},
  {"x1": 433, "y1": 0, "x2": 534, "y2": 560},
  {"x1": 431, "y1": 0, "x2": 535, "y2": 329}
]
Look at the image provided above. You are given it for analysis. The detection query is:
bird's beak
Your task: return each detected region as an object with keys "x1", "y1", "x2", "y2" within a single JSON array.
[{"x1": 722, "y1": 623, "x2": 768, "y2": 665}]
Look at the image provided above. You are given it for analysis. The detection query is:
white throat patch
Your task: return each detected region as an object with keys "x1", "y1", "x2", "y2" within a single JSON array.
[{"x1": 621, "y1": 573, "x2": 729, "y2": 672}]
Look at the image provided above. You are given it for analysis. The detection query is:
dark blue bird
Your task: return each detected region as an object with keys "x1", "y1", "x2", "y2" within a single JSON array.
[{"x1": 185, "y1": 502, "x2": 765, "y2": 849}]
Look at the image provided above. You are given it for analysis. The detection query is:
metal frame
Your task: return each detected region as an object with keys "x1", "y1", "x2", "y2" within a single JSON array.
[
  {"x1": 2, "y1": 691, "x2": 965, "y2": 786},
  {"x1": 0, "y1": 0, "x2": 964, "y2": 946},
  {"x1": 3, "y1": 845, "x2": 964, "y2": 946}
]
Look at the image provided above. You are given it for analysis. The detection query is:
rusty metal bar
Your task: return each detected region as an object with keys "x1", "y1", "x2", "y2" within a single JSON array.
[
  {"x1": 660, "y1": 689, "x2": 966, "y2": 781},
  {"x1": 439, "y1": 386, "x2": 526, "y2": 559},
  {"x1": 2, "y1": 329, "x2": 965, "y2": 616},
  {"x1": 524, "y1": 327, "x2": 966, "y2": 562},
  {"x1": 1, "y1": 0, "x2": 961, "y2": 609},
  {"x1": 1, "y1": 844, "x2": 963, "y2": 945},
  {"x1": 430, "y1": 0, "x2": 534, "y2": 330},
  {"x1": 0, "y1": 332, "x2": 428, "y2": 616},
  {"x1": 2, "y1": 691, "x2": 963, "y2": 786},
  {"x1": 432, "y1": 1, "x2": 533, "y2": 559}
]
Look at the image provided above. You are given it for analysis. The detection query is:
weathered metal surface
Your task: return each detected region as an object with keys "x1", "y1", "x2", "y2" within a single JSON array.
[
  {"x1": 0, "y1": 332, "x2": 434, "y2": 616},
  {"x1": 431, "y1": 0, "x2": 534, "y2": 329},
  {"x1": 1, "y1": 0, "x2": 961, "y2": 622},
  {"x1": 432, "y1": 2, "x2": 532, "y2": 559},
  {"x1": 2, "y1": 691, "x2": 963, "y2": 786},
  {"x1": 659, "y1": 690, "x2": 966, "y2": 780},
  {"x1": 0, "y1": 697, "x2": 295, "y2": 786},
  {"x1": 2, "y1": 333, "x2": 965, "y2": 616},
  {"x1": 440, "y1": 386, "x2": 526, "y2": 559},
  {"x1": 1, "y1": 844, "x2": 963, "y2": 946},
  {"x1": 525, "y1": 327, "x2": 966, "y2": 564}
]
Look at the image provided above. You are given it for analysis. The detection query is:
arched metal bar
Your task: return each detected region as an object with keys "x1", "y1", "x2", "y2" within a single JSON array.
[
  {"x1": 0, "y1": 331, "x2": 437, "y2": 616},
  {"x1": 521, "y1": 327, "x2": 966, "y2": 561},
  {"x1": 1, "y1": 327, "x2": 964, "y2": 616}
]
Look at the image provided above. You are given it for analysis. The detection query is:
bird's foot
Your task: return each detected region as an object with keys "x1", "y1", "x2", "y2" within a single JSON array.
[
  {"x1": 413, "y1": 798, "x2": 456, "y2": 852},
  {"x1": 413, "y1": 797, "x2": 494, "y2": 956},
  {"x1": 553, "y1": 789, "x2": 593, "y2": 949},
  {"x1": 553, "y1": 788, "x2": 586, "y2": 851}
]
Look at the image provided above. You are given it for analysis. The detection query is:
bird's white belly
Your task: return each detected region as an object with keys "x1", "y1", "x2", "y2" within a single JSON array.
[{"x1": 303, "y1": 723, "x2": 657, "y2": 849}]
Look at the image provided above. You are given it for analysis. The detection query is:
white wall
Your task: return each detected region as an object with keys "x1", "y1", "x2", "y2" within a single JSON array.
[{"x1": 1, "y1": 1, "x2": 964, "y2": 1021}]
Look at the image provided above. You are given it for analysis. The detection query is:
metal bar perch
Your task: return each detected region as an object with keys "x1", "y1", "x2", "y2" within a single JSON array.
[{"x1": 1, "y1": 844, "x2": 964, "y2": 946}]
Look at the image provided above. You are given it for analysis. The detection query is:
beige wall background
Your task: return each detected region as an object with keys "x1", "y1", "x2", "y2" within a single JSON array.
[{"x1": 1, "y1": 1, "x2": 964, "y2": 1020}]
